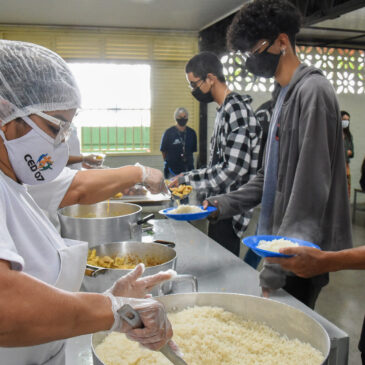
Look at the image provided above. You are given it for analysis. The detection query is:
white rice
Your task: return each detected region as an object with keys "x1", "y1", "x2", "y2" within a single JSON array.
[
  {"x1": 95, "y1": 306, "x2": 324, "y2": 365},
  {"x1": 170, "y1": 205, "x2": 204, "y2": 214},
  {"x1": 257, "y1": 238, "x2": 299, "y2": 253}
]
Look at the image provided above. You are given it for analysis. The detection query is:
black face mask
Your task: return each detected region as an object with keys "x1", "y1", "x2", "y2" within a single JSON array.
[
  {"x1": 246, "y1": 48, "x2": 282, "y2": 79},
  {"x1": 191, "y1": 86, "x2": 214, "y2": 103},
  {"x1": 176, "y1": 117, "x2": 188, "y2": 127}
]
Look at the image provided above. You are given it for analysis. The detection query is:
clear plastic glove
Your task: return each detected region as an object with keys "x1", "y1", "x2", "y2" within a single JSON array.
[
  {"x1": 135, "y1": 163, "x2": 168, "y2": 194},
  {"x1": 83, "y1": 154, "x2": 104, "y2": 167},
  {"x1": 105, "y1": 293, "x2": 173, "y2": 351},
  {"x1": 105, "y1": 263, "x2": 176, "y2": 299}
]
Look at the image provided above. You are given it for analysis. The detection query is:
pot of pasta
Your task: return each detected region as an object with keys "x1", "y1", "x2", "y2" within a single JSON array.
[
  {"x1": 92, "y1": 293, "x2": 330, "y2": 365},
  {"x1": 83, "y1": 241, "x2": 197, "y2": 295}
]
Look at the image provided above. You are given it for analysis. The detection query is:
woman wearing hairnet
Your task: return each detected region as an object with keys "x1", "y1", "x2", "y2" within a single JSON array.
[{"x1": 0, "y1": 40, "x2": 177, "y2": 364}]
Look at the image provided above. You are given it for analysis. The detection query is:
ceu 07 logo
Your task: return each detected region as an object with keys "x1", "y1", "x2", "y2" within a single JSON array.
[{"x1": 24, "y1": 153, "x2": 54, "y2": 181}]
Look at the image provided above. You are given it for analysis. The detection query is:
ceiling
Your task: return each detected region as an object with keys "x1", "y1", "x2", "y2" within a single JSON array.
[
  {"x1": 0, "y1": 0, "x2": 364, "y2": 49},
  {"x1": 298, "y1": 6, "x2": 365, "y2": 49},
  {"x1": 0, "y1": 0, "x2": 244, "y2": 31}
]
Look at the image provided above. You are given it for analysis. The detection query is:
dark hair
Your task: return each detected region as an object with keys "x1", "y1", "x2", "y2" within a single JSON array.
[
  {"x1": 341, "y1": 110, "x2": 352, "y2": 140},
  {"x1": 341, "y1": 110, "x2": 350, "y2": 118},
  {"x1": 185, "y1": 51, "x2": 225, "y2": 83},
  {"x1": 227, "y1": 0, "x2": 301, "y2": 52}
]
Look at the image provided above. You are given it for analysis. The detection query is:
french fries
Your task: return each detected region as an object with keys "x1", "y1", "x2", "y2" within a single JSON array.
[{"x1": 170, "y1": 184, "x2": 193, "y2": 199}]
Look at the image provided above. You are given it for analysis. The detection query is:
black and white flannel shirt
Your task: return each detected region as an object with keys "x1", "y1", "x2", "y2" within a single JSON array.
[{"x1": 178, "y1": 92, "x2": 261, "y2": 238}]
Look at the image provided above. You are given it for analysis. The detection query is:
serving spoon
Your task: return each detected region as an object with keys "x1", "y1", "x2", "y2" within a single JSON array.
[{"x1": 118, "y1": 304, "x2": 188, "y2": 365}]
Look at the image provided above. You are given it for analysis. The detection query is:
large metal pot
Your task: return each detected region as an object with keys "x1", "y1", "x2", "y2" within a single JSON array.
[
  {"x1": 83, "y1": 241, "x2": 197, "y2": 296},
  {"x1": 92, "y1": 293, "x2": 330, "y2": 365},
  {"x1": 58, "y1": 202, "x2": 153, "y2": 246}
]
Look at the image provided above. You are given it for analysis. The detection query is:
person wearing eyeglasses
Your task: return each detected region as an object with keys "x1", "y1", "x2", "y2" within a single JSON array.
[
  {"x1": 0, "y1": 40, "x2": 178, "y2": 365},
  {"x1": 203, "y1": 0, "x2": 352, "y2": 309},
  {"x1": 170, "y1": 51, "x2": 261, "y2": 257}
]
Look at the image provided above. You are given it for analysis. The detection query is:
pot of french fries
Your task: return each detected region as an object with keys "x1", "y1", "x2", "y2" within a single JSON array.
[{"x1": 83, "y1": 241, "x2": 197, "y2": 295}]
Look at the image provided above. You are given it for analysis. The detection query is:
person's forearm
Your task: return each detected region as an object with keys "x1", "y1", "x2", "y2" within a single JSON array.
[
  {"x1": 326, "y1": 246, "x2": 365, "y2": 272},
  {"x1": 67, "y1": 155, "x2": 84, "y2": 165},
  {"x1": 207, "y1": 170, "x2": 264, "y2": 220},
  {"x1": 0, "y1": 261, "x2": 113, "y2": 347},
  {"x1": 60, "y1": 165, "x2": 142, "y2": 207}
]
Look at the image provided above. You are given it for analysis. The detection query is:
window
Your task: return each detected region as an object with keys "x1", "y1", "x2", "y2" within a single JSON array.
[{"x1": 68, "y1": 62, "x2": 151, "y2": 154}]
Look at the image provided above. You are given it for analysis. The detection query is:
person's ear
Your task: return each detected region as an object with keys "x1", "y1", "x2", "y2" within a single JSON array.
[
  {"x1": 206, "y1": 73, "x2": 216, "y2": 86},
  {"x1": 277, "y1": 33, "x2": 292, "y2": 55}
]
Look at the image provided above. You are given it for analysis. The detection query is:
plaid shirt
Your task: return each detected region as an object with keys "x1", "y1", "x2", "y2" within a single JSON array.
[{"x1": 179, "y1": 92, "x2": 261, "y2": 238}]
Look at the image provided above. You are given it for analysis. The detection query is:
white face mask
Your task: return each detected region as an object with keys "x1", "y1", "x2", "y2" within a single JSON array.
[
  {"x1": 0, "y1": 116, "x2": 69, "y2": 185},
  {"x1": 342, "y1": 119, "x2": 349, "y2": 129}
]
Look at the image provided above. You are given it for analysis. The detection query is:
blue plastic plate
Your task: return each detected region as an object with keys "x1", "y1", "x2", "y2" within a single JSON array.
[
  {"x1": 159, "y1": 206, "x2": 217, "y2": 221},
  {"x1": 242, "y1": 235, "x2": 321, "y2": 258}
]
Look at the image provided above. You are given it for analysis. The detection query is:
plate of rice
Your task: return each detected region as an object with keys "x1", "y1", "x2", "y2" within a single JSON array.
[
  {"x1": 159, "y1": 205, "x2": 217, "y2": 221},
  {"x1": 242, "y1": 235, "x2": 321, "y2": 258}
]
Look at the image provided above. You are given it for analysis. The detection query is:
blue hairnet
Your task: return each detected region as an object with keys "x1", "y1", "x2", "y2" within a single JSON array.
[{"x1": 0, "y1": 40, "x2": 81, "y2": 125}]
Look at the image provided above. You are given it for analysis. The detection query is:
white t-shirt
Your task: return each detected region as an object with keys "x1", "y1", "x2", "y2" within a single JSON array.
[
  {"x1": 27, "y1": 167, "x2": 78, "y2": 230},
  {"x1": 0, "y1": 170, "x2": 66, "y2": 284},
  {"x1": 67, "y1": 124, "x2": 82, "y2": 170}
]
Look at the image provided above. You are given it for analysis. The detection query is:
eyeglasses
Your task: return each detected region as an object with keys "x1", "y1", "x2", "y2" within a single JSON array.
[
  {"x1": 188, "y1": 78, "x2": 205, "y2": 91},
  {"x1": 232, "y1": 40, "x2": 273, "y2": 72},
  {"x1": 35, "y1": 111, "x2": 71, "y2": 145},
  {"x1": 243, "y1": 40, "x2": 269, "y2": 59}
]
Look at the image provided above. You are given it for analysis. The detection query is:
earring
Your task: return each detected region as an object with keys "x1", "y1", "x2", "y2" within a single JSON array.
[{"x1": 281, "y1": 48, "x2": 286, "y2": 56}]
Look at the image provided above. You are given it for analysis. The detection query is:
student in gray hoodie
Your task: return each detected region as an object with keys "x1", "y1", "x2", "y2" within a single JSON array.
[{"x1": 204, "y1": 0, "x2": 352, "y2": 309}]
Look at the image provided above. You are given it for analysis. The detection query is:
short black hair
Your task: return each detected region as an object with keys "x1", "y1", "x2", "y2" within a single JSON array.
[
  {"x1": 227, "y1": 0, "x2": 301, "y2": 52},
  {"x1": 341, "y1": 110, "x2": 350, "y2": 118},
  {"x1": 185, "y1": 51, "x2": 226, "y2": 83}
]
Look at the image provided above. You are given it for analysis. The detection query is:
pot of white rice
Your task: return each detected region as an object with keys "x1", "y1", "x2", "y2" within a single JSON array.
[{"x1": 91, "y1": 292, "x2": 330, "y2": 365}]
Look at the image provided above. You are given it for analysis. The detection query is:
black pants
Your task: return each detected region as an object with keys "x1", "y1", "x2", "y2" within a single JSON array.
[
  {"x1": 208, "y1": 218, "x2": 240, "y2": 257},
  {"x1": 359, "y1": 316, "x2": 365, "y2": 364},
  {"x1": 283, "y1": 275, "x2": 327, "y2": 309}
]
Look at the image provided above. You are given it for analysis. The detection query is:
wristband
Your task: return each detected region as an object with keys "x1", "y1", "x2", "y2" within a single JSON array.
[
  {"x1": 104, "y1": 292, "x2": 122, "y2": 331},
  {"x1": 135, "y1": 163, "x2": 147, "y2": 183}
]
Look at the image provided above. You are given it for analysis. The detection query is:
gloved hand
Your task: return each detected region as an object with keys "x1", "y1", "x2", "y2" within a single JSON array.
[
  {"x1": 135, "y1": 163, "x2": 168, "y2": 194},
  {"x1": 105, "y1": 263, "x2": 176, "y2": 299},
  {"x1": 83, "y1": 154, "x2": 104, "y2": 167},
  {"x1": 105, "y1": 293, "x2": 173, "y2": 351}
]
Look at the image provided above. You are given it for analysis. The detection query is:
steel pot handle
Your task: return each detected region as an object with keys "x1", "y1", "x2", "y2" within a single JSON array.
[
  {"x1": 85, "y1": 264, "x2": 107, "y2": 277},
  {"x1": 137, "y1": 213, "x2": 154, "y2": 225},
  {"x1": 153, "y1": 239, "x2": 176, "y2": 248},
  {"x1": 157, "y1": 274, "x2": 198, "y2": 296}
]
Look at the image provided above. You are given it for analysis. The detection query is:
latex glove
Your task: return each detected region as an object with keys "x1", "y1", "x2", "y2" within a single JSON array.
[
  {"x1": 105, "y1": 263, "x2": 176, "y2": 299},
  {"x1": 136, "y1": 163, "x2": 168, "y2": 194},
  {"x1": 83, "y1": 154, "x2": 103, "y2": 167},
  {"x1": 105, "y1": 293, "x2": 173, "y2": 351}
]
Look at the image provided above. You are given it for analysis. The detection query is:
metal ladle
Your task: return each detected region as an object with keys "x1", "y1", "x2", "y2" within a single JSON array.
[{"x1": 118, "y1": 304, "x2": 188, "y2": 365}]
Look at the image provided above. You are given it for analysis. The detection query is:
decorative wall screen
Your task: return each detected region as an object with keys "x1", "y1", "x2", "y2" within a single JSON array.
[{"x1": 222, "y1": 46, "x2": 365, "y2": 95}]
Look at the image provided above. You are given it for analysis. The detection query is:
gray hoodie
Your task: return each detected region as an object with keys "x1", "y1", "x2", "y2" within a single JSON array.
[{"x1": 208, "y1": 64, "x2": 353, "y2": 290}]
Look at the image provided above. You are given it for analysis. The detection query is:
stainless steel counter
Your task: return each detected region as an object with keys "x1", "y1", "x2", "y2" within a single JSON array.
[{"x1": 65, "y1": 219, "x2": 349, "y2": 365}]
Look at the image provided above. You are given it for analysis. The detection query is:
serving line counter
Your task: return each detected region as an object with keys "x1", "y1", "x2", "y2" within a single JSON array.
[{"x1": 65, "y1": 219, "x2": 349, "y2": 365}]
